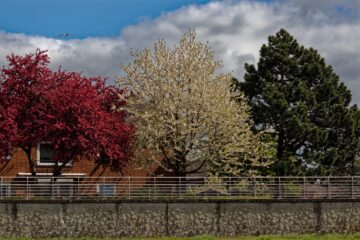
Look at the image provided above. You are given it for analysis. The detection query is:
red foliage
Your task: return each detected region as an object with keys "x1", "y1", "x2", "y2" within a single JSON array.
[{"x1": 0, "y1": 50, "x2": 133, "y2": 175}]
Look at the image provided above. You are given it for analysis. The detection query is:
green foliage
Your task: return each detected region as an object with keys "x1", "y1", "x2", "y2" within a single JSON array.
[{"x1": 239, "y1": 28, "x2": 360, "y2": 176}]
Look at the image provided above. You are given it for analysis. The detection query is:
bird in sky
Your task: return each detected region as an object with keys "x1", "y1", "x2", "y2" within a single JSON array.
[{"x1": 58, "y1": 33, "x2": 70, "y2": 38}]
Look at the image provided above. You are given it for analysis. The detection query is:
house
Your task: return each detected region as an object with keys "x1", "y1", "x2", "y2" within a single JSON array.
[
  {"x1": 0, "y1": 142, "x2": 149, "y2": 177},
  {"x1": 0, "y1": 143, "x2": 152, "y2": 198}
]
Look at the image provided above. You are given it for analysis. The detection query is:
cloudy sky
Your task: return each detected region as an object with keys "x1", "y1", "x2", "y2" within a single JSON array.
[{"x1": 0, "y1": 0, "x2": 359, "y2": 104}]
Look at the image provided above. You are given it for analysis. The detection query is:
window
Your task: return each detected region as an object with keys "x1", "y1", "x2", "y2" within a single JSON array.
[
  {"x1": 38, "y1": 143, "x2": 54, "y2": 165},
  {"x1": 37, "y1": 143, "x2": 72, "y2": 166},
  {"x1": 97, "y1": 184, "x2": 116, "y2": 196}
]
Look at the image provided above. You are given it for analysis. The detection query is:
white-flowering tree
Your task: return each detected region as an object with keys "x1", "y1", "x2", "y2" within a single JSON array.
[{"x1": 119, "y1": 30, "x2": 272, "y2": 177}]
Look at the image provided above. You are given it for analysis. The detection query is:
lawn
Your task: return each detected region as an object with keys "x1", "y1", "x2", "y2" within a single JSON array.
[{"x1": 3, "y1": 235, "x2": 360, "y2": 240}]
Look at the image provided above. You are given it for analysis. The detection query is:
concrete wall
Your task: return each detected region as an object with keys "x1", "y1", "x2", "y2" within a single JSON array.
[{"x1": 0, "y1": 200, "x2": 359, "y2": 237}]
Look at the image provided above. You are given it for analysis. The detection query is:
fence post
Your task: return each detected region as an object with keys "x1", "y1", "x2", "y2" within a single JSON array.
[
  {"x1": 303, "y1": 177, "x2": 306, "y2": 199},
  {"x1": 351, "y1": 176, "x2": 354, "y2": 199},
  {"x1": 51, "y1": 177, "x2": 54, "y2": 199},
  {"x1": 102, "y1": 177, "x2": 105, "y2": 199},
  {"x1": 327, "y1": 176, "x2": 331, "y2": 199},
  {"x1": 26, "y1": 177, "x2": 28, "y2": 199},
  {"x1": 179, "y1": 177, "x2": 182, "y2": 198},
  {"x1": 0, "y1": 177, "x2": 2, "y2": 199},
  {"x1": 77, "y1": 177, "x2": 80, "y2": 199},
  {"x1": 153, "y1": 177, "x2": 156, "y2": 199},
  {"x1": 229, "y1": 177, "x2": 232, "y2": 195},
  {"x1": 127, "y1": 176, "x2": 131, "y2": 199},
  {"x1": 204, "y1": 177, "x2": 207, "y2": 198},
  {"x1": 253, "y1": 177, "x2": 256, "y2": 197},
  {"x1": 278, "y1": 177, "x2": 281, "y2": 199},
  {"x1": 148, "y1": 178, "x2": 151, "y2": 200}
]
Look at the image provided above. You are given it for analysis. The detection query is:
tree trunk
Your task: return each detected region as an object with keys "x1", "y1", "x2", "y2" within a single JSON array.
[
  {"x1": 24, "y1": 147, "x2": 36, "y2": 176},
  {"x1": 52, "y1": 159, "x2": 71, "y2": 177},
  {"x1": 173, "y1": 160, "x2": 186, "y2": 196},
  {"x1": 276, "y1": 132, "x2": 287, "y2": 176},
  {"x1": 53, "y1": 168, "x2": 62, "y2": 177}
]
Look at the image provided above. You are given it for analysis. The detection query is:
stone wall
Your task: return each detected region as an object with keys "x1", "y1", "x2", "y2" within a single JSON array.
[{"x1": 0, "y1": 200, "x2": 358, "y2": 237}]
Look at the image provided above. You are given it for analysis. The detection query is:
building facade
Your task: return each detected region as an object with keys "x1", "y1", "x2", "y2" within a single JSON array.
[{"x1": 0, "y1": 143, "x2": 148, "y2": 177}]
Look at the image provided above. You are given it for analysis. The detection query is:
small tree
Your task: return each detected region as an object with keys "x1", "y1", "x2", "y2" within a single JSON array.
[
  {"x1": 239, "y1": 29, "x2": 360, "y2": 175},
  {"x1": 119, "y1": 31, "x2": 272, "y2": 177},
  {"x1": 0, "y1": 50, "x2": 133, "y2": 176}
]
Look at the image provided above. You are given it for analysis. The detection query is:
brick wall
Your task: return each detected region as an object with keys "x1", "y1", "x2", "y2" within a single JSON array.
[{"x1": 0, "y1": 146, "x2": 149, "y2": 177}]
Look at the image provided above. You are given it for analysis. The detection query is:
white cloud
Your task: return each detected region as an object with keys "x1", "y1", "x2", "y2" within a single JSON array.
[
  {"x1": 0, "y1": 0, "x2": 359, "y2": 104},
  {"x1": 0, "y1": 32, "x2": 129, "y2": 80}
]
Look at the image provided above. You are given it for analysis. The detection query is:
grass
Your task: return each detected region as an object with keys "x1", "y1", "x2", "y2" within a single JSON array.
[{"x1": 2, "y1": 235, "x2": 360, "y2": 240}]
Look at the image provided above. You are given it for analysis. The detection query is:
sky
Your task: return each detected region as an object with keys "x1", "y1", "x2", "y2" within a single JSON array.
[{"x1": 0, "y1": 0, "x2": 359, "y2": 104}]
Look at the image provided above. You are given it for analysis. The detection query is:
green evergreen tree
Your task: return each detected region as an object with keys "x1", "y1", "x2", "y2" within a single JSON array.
[{"x1": 238, "y1": 29, "x2": 360, "y2": 176}]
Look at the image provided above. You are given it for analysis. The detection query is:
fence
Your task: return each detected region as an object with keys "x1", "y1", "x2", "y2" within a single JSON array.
[{"x1": 0, "y1": 176, "x2": 359, "y2": 200}]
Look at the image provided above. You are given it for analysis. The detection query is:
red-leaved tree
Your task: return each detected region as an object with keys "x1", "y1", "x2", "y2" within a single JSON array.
[{"x1": 0, "y1": 50, "x2": 133, "y2": 176}]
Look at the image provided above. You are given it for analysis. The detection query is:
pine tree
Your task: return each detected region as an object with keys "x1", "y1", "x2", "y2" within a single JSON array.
[{"x1": 239, "y1": 29, "x2": 360, "y2": 176}]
